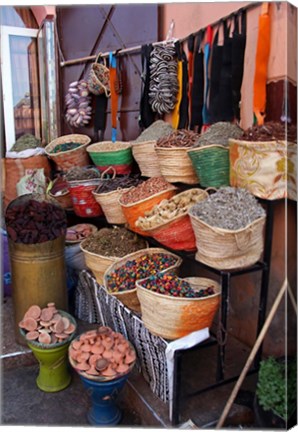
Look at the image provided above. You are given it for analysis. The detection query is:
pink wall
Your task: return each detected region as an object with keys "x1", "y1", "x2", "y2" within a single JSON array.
[{"x1": 31, "y1": 6, "x2": 56, "y2": 26}]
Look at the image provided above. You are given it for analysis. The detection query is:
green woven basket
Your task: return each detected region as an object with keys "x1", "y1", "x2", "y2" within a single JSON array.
[
  {"x1": 187, "y1": 145, "x2": 230, "y2": 188},
  {"x1": 87, "y1": 141, "x2": 133, "y2": 175}
]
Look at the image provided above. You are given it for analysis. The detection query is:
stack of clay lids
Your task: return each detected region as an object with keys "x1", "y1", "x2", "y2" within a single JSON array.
[
  {"x1": 19, "y1": 303, "x2": 77, "y2": 347},
  {"x1": 68, "y1": 326, "x2": 136, "y2": 381}
]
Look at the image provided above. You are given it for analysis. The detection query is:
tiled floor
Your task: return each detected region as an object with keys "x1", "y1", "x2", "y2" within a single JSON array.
[{"x1": 2, "y1": 295, "x2": 262, "y2": 428}]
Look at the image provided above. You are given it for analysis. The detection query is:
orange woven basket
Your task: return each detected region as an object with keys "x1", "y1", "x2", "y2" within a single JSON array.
[
  {"x1": 45, "y1": 134, "x2": 91, "y2": 171},
  {"x1": 119, "y1": 187, "x2": 177, "y2": 236}
]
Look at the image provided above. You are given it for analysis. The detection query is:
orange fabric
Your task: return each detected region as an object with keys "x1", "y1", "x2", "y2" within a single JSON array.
[
  {"x1": 109, "y1": 66, "x2": 118, "y2": 129},
  {"x1": 253, "y1": 4, "x2": 271, "y2": 125},
  {"x1": 172, "y1": 60, "x2": 183, "y2": 129}
]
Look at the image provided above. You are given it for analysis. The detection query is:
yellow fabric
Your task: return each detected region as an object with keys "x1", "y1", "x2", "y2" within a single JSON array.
[
  {"x1": 229, "y1": 139, "x2": 297, "y2": 201},
  {"x1": 253, "y1": 4, "x2": 271, "y2": 125},
  {"x1": 172, "y1": 60, "x2": 183, "y2": 129}
]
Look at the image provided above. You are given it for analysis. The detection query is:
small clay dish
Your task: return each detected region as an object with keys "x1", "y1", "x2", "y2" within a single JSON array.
[{"x1": 66, "y1": 224, "x2": 98, "y2": 244}]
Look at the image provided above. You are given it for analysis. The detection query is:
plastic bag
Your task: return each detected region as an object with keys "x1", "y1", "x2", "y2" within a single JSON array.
[{"x1": 16, "y1": 168, "x2": 47, "y2": 196}]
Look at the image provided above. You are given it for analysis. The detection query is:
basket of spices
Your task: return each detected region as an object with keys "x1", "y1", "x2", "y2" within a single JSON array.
[
  {"x1": 187, "y1": 122, "x2": 243, "y2": 188},
  {"x1": 136, "y1": 188, "x2": 208, "y2": 251},
  {"x1": 136, "y1": 274, "x2": 221, "y2": 340},
  {"x1": 87, "y1": 141, "x2": 133, "y2": 175},
  {"x1": 80, "y1": 227, "x2": 148, "y2": 285},
  {"x1": 48, "y1": 176, "x2": 73, "y2": 210},
  {"x1": 104, "y1": 248, "x2": 182, "y2": 313},
  {"x1": 188, "y1": 187, "x2": 266, "y2": 270},
  {"x1": 45, "y1": 134, "x2": 91, "y2": 171},
  {"x1": 229, "y1": 122, "x2": 297, "y2": 201},
  {"x1": 131, "y1": 120, "x2": 173, "y2": 177},
  {"x1": 65, "y1": 167, "x2": 103, "y2": 218},
  {"x1": 155, "y1": 129, "x2": 200, "y2": 184},
  {"x1": 92, "y1": 171, "x2": 143, "y2": 224},
  {"x1": 119, "y1": 177, "x2": 177, "y2": 236}
]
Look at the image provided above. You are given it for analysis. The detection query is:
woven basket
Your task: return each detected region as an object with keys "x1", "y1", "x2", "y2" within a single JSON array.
[
  {"x1": 119, "y1": 186, "x2": 177, "y2": 236},
  {"x1": 67, "y1": 178, "x2": 103, "y2": 218},
  {"x1": 188, "y1": 209, "x2": 266, "y2": 270},
  {"x1": 45, "y1": 134, "x2": 91, "y2": 171},
  {"x1": 187, "y1": 145, "x2": 230, "y2": 188},
  {"x1": 229, "y1": 138, "x2": 297, "y2": 201},
  {"x1": 132, "y1": 140, "x2": 162, "y2": 177},
  {"x1": 138, "y1": 189, "x2": 208, "y2": 251},
  {"x1": 92, "y1": 187, "x2": 132, "y2": 224},
  {"x1": 155, "y1": 146, "x2": 199, "y2": 184},
  {"x1": 136, "y1": 276, "x2": 221, "y2": 340},
  {"x1": 103, "y1": 248, "x2": 182, "y2": 313},
  {"x1": 48, "y1": 177, "x2": 73, "y2": 210},
  {"x1": 87, "y1": 141, "x2": 133, "y2": 175}
]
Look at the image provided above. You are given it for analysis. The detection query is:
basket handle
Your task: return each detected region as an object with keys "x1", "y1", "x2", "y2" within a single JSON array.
[
  {"x1": 205, "y1": 187, "x2": 218, "y2": 194},
  {"x1": 101, "y1": 166, "x2": 116, "y2": 179},
  {"x1": 234, "y1": 228, "x2": 252, "y2": 251}
]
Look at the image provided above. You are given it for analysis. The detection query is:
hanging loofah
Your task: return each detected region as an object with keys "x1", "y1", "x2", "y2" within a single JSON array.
[{"x1": 65, "y1": 80, "x2": 92, "y2": 128}]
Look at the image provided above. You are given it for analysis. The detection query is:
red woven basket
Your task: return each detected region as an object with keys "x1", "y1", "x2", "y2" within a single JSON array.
[{"x1": 67, "y1": 179, "x2": 103, "y2": 218}]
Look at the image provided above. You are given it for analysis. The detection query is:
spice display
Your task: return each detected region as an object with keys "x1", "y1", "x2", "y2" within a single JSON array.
[
  {"x1": 240, "y1": 121, "x2": 297, "y2": 142},
  {"x1": 94, "y1": 175, "x2": 143, "y2": 194},
  {"x1": 65, "y1": 80, "x2": 92, "y2": 128},
  {"x1": 49, "y1": 142, "x2": 82, "y2": 154},
  {"x1": 5, "y1": 198, "x2": 67, "y2": 244},
  {"x1": 149, "y1": 44, "x2": 179, "y2": 114},
  {"x1": 193, "y1": 122, "x2": 243, "y2": 148},
  {"x1": 136, "y1": 189, "x2": 206, "y2": 230},
  {"x1": 189, "y1": 187, "x2": 266, "y2": 230},
  {"x1": 133, "y1": 120, "x2": 173, "y2": 143},
  {"x1": 156, "y1": 129, "x2": 200, "y2": 148},
  {"x1": 68, "y1": 326, "x2": 136, "y2": 378},
  {"x1": 106, "y1": 253, "x2": 178, "y2": 293},
  {"x1": 81, "y1": 227, "x2": 147, "y2": 257},
  {"x1": 140, "y1": 273, "x2": 215, "y2": 298},
  {"x1": 120, "y1": 177, "x2": 173, "y2": 205},
  {"x1": 19, "y1": 303, "x2": 76, "y2": 344},
  {"x1": 66, "y1": 224, "x2": 97, "y2": 243},
  {"x1": 10, "y1": 134, "x2": 41, "y2": 152},
  {"x1": 65, "y1": 167, "x2": 101, "y2": 181}
]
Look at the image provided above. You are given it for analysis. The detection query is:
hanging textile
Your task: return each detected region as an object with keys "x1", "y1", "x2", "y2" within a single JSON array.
[
  {"x1": 202, "y1": 25, "x2": 213, "y2": 131},
  {"x1": 253, "y1": 3, "x2": 271, "y2": 125},
  {"x1": 109, "y1": 52, "x2": 118, "y2": 142},
  {"x1": 218, "y1": 19, "x2": 234, "y2": 122},
  {"x1": 178, "y1": 49, "x2": 189, "y2": 129},
  {"x1": 208, "y1": 27, "x2": 223, "y2": 123},
  {"x1": 231, "y1": 10, "x2": 247, "y2": 122},
  {"x1": 93, "y1": 55, "x2": 109, "y2": 141},
  {"x1": 190, "y1": 29, "x2": 205, "y2": 132},
  {"x1": 187, "y1": 34, "x2": 195, "y2": 119},
  {"x1": 172, "y1": 41, "x2": 183, "y2": 129},
  {"x1": 139, "y1": 44, "x2": 155, "y2": 129}
]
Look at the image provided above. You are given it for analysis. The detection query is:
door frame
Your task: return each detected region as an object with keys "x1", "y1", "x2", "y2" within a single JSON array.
[{"x1": 1, "y1": 25, "x2": 38, "y2": 150}]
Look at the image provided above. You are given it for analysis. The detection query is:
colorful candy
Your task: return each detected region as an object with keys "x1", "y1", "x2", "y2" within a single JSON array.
[
  {"x1": 140, "y1": 273, "x2": 215, "y2": 298},
  {"x1": 106, "y1": 253, "x2": 178, "y2": 293}
]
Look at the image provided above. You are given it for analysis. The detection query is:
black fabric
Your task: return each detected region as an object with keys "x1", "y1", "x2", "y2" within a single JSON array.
[
  {"x1": 178, "y1": 50, "x2": 189, "y2": 129},
  {"x1": 209, "y1": 28, "x2": 223, "y2": 123},
  {"x1": 139, "y1": 43, "x2": 155, "y2": 129},
  {"x1": 190, "y1": 30, "x2": 205, "y2": 131},
  {"x1": 93, "y1": 55, "x2": 109, "y2": 141},
  {"x1": 218, "y1": 20, "x2": 234, "y2": 122},
  {"x1": 187, "y1": 33, "x2": 195, "y2": 54},
  {"x1": 232, "y1": 10, "x2": 247, "y2": 121}
]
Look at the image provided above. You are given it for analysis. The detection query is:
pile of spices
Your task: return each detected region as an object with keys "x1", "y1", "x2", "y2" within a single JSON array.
[
  {"x1": 94, "y1": 175, "x2": 143, "y2": 194},
  {"x1": 120, "y1": 177, "x2": 173, "y2": 205},
  {"x1": 133, "y1": 120, "x2": 173, "y2": 143},
  {"x1": 189, "y1": 187, "x2": 266, "y2": 230},
  {"x1": 81, "y1": 227, "x2": 147, "y2": 257},
  {"x1": 156, "y1": 129, "x2": 200, "y2": 148},
  {"x1": 141, "y1": 273, "x2": 215, "y2": 298},
  {"x1": 65, "y1": 167, "x2": 101, "y2": 181},
  {"x1": 19, "y1": 303, "x2": 76, "y2": 344},
  {"x1": 5, "y1": 198, "x2": 67, "y2": 244},
  {"x1": 50, "y1": 142, "x2": 82, "y2": 154},
  {"x1": 240, "y1": 121, "x2": 297, "y2": 142},
  {"x1": 10, "y1": 134, "x2": 41, "y2": 152},
  {"x1": 106, "y1": 253, "x2": 178, "y2": 293},
  {"x1": 69, "y1": 326, "x2": 136, "y2": 378},
  {"x1": 193, "y1": 122, "x2": 243, "y2": 148}
]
